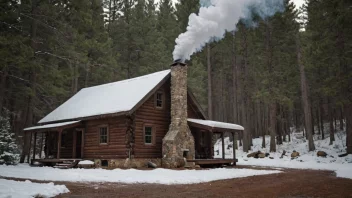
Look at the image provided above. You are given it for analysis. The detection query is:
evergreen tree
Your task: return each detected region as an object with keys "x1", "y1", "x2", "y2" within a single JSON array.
[
  {"x1": 0, "y1": 110, "x2": 19, "y2": 165},
  {"x1": 175, "y1": 0, "x2": 200, "y2": 32},
  {"x1": 157, "y1": 0, "x2": 179, "y2": 62}
]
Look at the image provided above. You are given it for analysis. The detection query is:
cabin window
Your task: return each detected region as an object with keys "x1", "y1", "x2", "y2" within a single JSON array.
[
  {"x1": 144, "y1": 126, "x2": 153, "y2": 145},
  {"x1": 155, "y1": 91, "x2": 163, "y2": 109},
  {"x1": 99, "y1": 126, "x2": 109, "y2": 144},
  {"x1": 61, "y1": 131, "x2": 67, "y2": 148}
]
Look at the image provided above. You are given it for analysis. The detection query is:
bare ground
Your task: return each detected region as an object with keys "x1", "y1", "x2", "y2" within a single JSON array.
[{"x1": 3, "y1": 166, "x2": 352, "y2": 198}]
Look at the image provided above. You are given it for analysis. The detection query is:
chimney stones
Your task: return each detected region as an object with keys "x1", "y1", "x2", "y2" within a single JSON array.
[{"x1": 161, "y1": 62, "x2": 195, "y2": 168}]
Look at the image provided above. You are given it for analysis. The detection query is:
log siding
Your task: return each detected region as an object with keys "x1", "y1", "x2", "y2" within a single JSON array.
[
  {"x1": 134, "y1": 80, "x2": 171, "y2": 158},
  {"x1": 83, "y1": 117, "x2": 127, "y2": 159}
]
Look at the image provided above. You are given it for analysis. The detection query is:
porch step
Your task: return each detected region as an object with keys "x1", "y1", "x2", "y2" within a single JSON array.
[
  {"x1": 54, "y1": 160, "x2": 80, "y2": 169},
  {"x1": 55, "y1": 163, "x2": 72, "y2": 166}
]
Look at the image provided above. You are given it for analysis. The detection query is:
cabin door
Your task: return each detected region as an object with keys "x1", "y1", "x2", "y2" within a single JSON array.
[{"x1": 76, "y1": 131, "x2": 82, "y2": 158}]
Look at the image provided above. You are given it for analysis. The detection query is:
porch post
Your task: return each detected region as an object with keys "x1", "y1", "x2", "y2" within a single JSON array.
[
  {"x1": 27, "y1": 132, "x2": 33, "y2": 163},
  {"x1": 57, "y1": 129, "x2": 62, "y2": 159},
  {"x1": 81, "y1": 129, "x2": 85, "y2": 158},
  {"x1": 39, "y1": 132, "x2": 44, "y2": 159},
  {"x1": 221, "y1": 132, "x2": 225, "y2": 159},
  {"x1": 210, "y1": 132, "x2": 214, "y2": 159},
  {"x1": 45, "y1": 132, "x2": 49, "y2": 158},
  {"x1": 32, "y1": 132, "x2": 37, "y2": 163},
  {"x1": 72, "y1": 130, "x2": 77, "y2": 158},
  {"x1": 232, "y1": 132, "x2": 236, "y2": 165}
]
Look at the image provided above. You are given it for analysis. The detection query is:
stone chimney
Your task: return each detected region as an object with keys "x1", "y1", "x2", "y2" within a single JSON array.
[{"x1": 162, "y1": 61, "x2": 195, "y2": 168}]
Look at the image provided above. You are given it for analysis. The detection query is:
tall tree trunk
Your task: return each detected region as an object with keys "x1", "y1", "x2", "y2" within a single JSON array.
[
  {"x1": 269, "y1": 102, "x2": 277, "y2": 152},
  {"x1": 340, "y1": 107, "x2": 344, "y2": 131},
  {"x1": 20, "y1": 0, "x2": 38, "y2": 163},
  {"x1": 207, "y1": 44, "x2": 212, "y2": 120},
  {"x1": 282, "y1": 107, "x2": 287, "y2": 142},
  {"x1": 346, "y1": 104, "x2": 352, "y2": 154},
  {"x1": 265, "y1": 21, "x2": 276, "y2": 152},
  {"x1": 249, "y1": 103, "x2": 254, "y2": 146},
  {"x1": 240, "y1": 25, "x2": 250, "y2": 152},
  {"x1": 296, "y1": 33, "x2": 315, "y2": 151},
  {"x1": 0, "y1": 66, "x2": 8, "y2": 112},
  {"x1": 84, "y1": 61, "x2": 90, "y2": 88},
  {"x1": 320, "y1": 98, "x2": 325, "y2": 139},
  {"x1": 316, "y1": 106, "x2": 321, "y2": 137},
  {"x1": 276, "y1": 105, "x2": 283, "y2": 145},
  {"x1": 71, "y1": 61, "x2": 79, "y2": 94},
  {"x1": 334, "y1": 109, "x2": 337, "y2": 132},
  {"x1": 108, "y1": 0, "x2": 113, "y2": 32},
  {"x1": 328, "y1": 98, "x2": 335, "y2": 144},
  {"x1": 311, "y1": 102, "x2": 315, "y2": 134},
  {"x1": 241, "y1": 99, "x2": 249, "y2": 152},
  {"x1": 257, "y1": 102, "x2": 262, "y2": 138},
  {"x1": 232, "y1": 31, "x2": 238, "y2": 124},
  {"x1": 262, "y1": 102, "x2": 266, "y2": 148}
]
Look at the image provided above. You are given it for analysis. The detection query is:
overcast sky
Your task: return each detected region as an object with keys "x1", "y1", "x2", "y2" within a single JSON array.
[{"x1": 155, "y1": 0, "x2": 306, "y2": 9}]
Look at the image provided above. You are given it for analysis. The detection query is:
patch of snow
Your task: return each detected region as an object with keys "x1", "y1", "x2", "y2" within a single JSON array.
[
  {"x1": 23, "y1": 121, "x2": 80, "y2": 131},
  {"x1": 78, "y1": 160, "x2": 94, "y2": 165},
  {"x1": 214, "y1": 131, "x2": 352, "y2": 179},
  {"x1": 187, "y1": 119, "x2": 244, "y2": 131},
  {"x1": 39, "y1": 70, "x2": 171, "y2": 123},
  {"x1": 0, "y1": 165, "x2": 280, "y2": 185},
  {"x1": 0, "y1": 179, "x2": 69, "y2": 198}
]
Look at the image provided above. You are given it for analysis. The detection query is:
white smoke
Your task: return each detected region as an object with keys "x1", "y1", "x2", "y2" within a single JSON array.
[{"x1": 173, "y1": 0, "x2": 285, "y2": 61}]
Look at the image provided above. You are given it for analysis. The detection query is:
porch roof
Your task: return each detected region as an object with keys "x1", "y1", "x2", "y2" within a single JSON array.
[
  {"x1": 187, "y1": 118, "x2": 244, "y2": 133},
  {"x1": 24, "y1": 121, "x2": 81, "y2": 132}
]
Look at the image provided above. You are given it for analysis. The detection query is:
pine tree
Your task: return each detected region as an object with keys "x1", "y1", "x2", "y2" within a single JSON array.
[
  {"x1": 175, "y1": 0, "x2": 199, "y2": 32},
  {"x1": 157, "y1": 0, "x2": 179, "y2": 62},
  {"x1": 0, "y1": 110, "x2": 19, "y2": 165}
]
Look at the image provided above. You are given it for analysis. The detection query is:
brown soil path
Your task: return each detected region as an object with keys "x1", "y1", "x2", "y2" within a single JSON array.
[
  {"x1": 55, "y1": 167, "x2": 352, "y2": 198},
  {"x1": 2, "y1": 166, "x2": 352, "y2": 198}
]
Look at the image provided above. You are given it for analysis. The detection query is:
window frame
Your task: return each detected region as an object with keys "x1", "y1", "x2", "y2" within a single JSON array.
[
  {"x1": 143, "y1": 125, "x2": 155, "y2": 145},
  {"x1": 154, "y1": 90, "x2": 164, "y2": 109},
  {"x1": 98, "y1": 125, "x2": 109, "y2": 145}
]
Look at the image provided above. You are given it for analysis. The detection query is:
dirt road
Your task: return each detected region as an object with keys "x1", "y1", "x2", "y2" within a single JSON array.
[{"x1": 55, "y1": 167, "x2": 352, "y2": 198}]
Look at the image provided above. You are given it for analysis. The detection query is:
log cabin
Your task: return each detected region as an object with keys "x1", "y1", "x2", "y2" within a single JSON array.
[{"x1": 24, "y1": 61, "x2": 244, "y2": 168}]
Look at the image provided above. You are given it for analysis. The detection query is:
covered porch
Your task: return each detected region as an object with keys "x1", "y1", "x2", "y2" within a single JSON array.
[
  {"x1": 187, "y1": 119, "x2": 244, "y2": 166},
  {"x1": 23, "y1": 121, "x2": 84, "y2": 165}
]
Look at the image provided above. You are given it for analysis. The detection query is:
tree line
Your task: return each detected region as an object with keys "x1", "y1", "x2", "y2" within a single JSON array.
[{"x1": 0, "y1": 0, "x2": 351, "y2": 158}]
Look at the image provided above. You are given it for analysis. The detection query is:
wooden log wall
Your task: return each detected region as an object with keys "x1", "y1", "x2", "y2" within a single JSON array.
[
  {"x1": 134, "y1": 80, "x2": 171, "y2": 158},
  {"x1": 84, "y1": 117, "x2": 127, "y2": 159},
  {"x1": 133, "y1": 79, "x2": 206, "y2": 158},
  {"x1": 188, "y1": 94, "x2": 204, "y2": 119}
]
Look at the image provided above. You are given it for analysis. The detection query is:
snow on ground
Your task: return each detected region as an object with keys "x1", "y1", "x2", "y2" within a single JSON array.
[
  {"x1": 0, "y1": 165, "x2": 280, "y2": 185},
  {"x1": 78, "y1": 160, "x2": 94, "y2": 165},
  {"x1": 214, "y1": 130, "x2": 352, "y2": 179},
  {"x1": 0, "y1": 179, "x2": 69, "y2": 198}
]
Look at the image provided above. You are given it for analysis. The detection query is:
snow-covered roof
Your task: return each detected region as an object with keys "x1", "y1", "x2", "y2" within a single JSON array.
[
  {"x1": 187, "y1": 119, "x2": 244, "y2": 131},
  {"x1": 24, "y1": 121, "x2": 81, "y2": 131},
  {"x1": 39, "y1": 70, "x2": 171, "y2": 124}
]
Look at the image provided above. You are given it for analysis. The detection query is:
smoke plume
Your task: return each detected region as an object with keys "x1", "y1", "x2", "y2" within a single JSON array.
[{"x1": 173, "y1": 0, "x2": 285, "y2": 61}]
